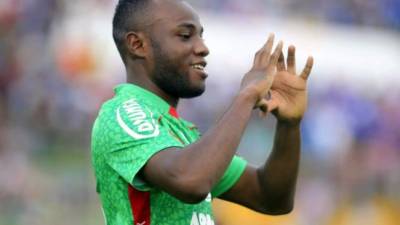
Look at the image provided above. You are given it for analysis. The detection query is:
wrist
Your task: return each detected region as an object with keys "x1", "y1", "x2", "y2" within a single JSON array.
[
  {"x1": 238, "y1": 87, "x2": 260, "y2": 105},
  {"x1": 277, "y1": 118, "x2": 302, "y2": 127}
]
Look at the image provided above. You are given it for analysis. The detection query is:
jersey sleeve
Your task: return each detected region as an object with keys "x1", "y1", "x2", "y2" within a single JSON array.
[
  {"x1": 211, "y1": 155, "x2": 248, "y2": 198},
  {"x1": 104, "y1": 98, "x2": 184, "y2": 191}
]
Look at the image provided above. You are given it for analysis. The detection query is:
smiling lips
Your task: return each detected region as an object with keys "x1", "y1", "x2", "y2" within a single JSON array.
[
  {"x1": 191, "y1": 64, "x2": 205, "y2": 70},
  {"x1": 191, "y1": 61, "x2": 207, "y2": 70},
  {"x1": 191, "y1": 62, "x2": 208, "y2": 79}
]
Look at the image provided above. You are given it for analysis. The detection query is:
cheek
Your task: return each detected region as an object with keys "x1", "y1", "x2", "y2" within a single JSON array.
[
  {"x1": 158, "y1": 40, "x2": 193, "y2": 72},
  {"x1": 168, "y1": 40, "x2": 193, "y2": 59},
  {"x1": 173, "y1": 54, "x2": 191, "y2": 74}
]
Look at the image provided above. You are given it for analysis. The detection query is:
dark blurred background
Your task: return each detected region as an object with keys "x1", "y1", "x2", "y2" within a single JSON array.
[{"x1": 1, "y1": 0, "x2": 399, "y2": 224}]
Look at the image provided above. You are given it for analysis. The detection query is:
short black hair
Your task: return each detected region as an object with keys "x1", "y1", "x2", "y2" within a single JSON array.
[{"x1": 112, "y1": 0, "x2": 151, "y2": 61}]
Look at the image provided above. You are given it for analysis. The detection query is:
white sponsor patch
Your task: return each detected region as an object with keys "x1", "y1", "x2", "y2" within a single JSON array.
[
  {"x1": 117, "y1": 98, "x2": 159, "y2": 140},
  {"x1": 191, "y1": 212, "x2": 215, "y2": 225},
  {"x1": 205, "y1": 193, "x2": 212, "y2": 202}
]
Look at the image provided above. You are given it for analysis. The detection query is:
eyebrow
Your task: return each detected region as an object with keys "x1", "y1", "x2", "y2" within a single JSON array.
[{"x1": 177, "y1": 22, "x2": 204, "y2": 35}]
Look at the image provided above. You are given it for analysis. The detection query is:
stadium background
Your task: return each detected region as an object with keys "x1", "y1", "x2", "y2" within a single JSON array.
[{"x1": 1, "y1": 0, "x2": 399, "y2": 224}]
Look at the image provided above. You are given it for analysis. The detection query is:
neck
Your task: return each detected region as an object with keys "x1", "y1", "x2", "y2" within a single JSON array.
[{"x1": 126, "y1": 63, "x2": 179, "y2": 108}]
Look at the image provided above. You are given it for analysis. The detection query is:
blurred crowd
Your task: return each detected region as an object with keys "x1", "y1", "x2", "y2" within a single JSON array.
[
  {"x1": 1, "y1": 0, "x2": 400, "y2": 225},
  {"x1": 189, "y1": 0, "x2": 400, "y2": 30}
]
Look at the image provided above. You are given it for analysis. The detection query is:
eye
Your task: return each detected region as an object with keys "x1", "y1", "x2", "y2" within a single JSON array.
[{"x1": 179, "y1": 33, "x2": 191, "y2": 41}]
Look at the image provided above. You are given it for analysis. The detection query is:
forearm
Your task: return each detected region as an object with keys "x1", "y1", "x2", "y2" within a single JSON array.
[
  {"x1": 256, "y1": 121, "x2": 301, "y2": 212},
  {"x1": 178, "y1": 91, "x2": 256, "y2": 190}
]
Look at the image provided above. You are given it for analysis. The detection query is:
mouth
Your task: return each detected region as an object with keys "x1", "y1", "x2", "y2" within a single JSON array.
[
  {"x1": 190, "y1": 61, "x2": 208, "y2": 78},
  {"x1": 191, "y1": 61, "x2": 206, "y2": 69},
  {"x1": 191, "y1": 64, "x2": 205, "y2": 71}
]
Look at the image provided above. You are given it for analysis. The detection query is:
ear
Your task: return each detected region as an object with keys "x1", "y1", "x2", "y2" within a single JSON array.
[{"x1": 125, "y1": 31, "x2": 149, "y2": 58}]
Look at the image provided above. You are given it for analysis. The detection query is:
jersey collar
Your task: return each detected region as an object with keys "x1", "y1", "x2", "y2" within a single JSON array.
[{"x1": 114, "y1": 83, "x2": 179, "y2": 117}]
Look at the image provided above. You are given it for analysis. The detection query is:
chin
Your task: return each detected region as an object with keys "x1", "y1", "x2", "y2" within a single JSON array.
[{"x1": 179, "y1": 85, "x2": 205, "y2": 98}]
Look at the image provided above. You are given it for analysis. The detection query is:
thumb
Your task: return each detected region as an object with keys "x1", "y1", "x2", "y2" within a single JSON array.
[
  {"x1": 265, "y1": 98, "x2": 279, "y2": 112},
  {"x1": 257, "y1": 99, "x2": 269, "y2": 119}
]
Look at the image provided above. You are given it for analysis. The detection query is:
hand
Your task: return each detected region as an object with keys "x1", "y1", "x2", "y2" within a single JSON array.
[
  {"x1": 240, "y1": 34, "x2": 283, "y2": 110},
  {"x1": 261, "y1": 45, "x2": 314, "y2": 124}
]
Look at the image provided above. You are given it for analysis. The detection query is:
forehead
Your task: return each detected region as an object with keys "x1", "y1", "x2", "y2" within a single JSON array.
[{"x1": 149, "y1": 0, "x2": 202, "y2": 29}]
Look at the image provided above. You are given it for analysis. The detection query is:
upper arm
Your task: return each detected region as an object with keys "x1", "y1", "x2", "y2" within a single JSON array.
[
  {"x1": 140, "y1": 147, "x2": 195, "y2": 197},
  {"x1": 140, "y1": 148, "x2": 217, "y2": 203},
  {"x1": 140, "y1": 147, "x2": 210, "y2": 203},
  {"x1": 141, "y1": 152, "x2": 249, "y2": 204}
]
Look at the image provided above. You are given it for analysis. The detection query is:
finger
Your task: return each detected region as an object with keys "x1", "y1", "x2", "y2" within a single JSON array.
[
  {"x1": 300, "y1": 56, "x2": 314, "y2": 80},
  {"x1": 267, "y1": 41, "x2": 283, "y2": 70},
  {"x1": 259, "y1": 33, "x2": 275, "y2": 66},
  {"x1": 263, "y1": 33, "x2": 275, "y2": 49},
  {"x1": 257, "y1": 99, "x2": 269, "y2": 118},
  {"x1": 254, "y1": 33, "x2": 275, "y2": 67},
  {"x1": 277, "y1": 51, "x2": 285, "y2": 71},
  {"x1": 258, "y1": 99, "x2": 268, "y2": 109},
  {"x1": 265, "y1": 90, "x2": 272, "y2": 101},
  {"x1": 287, "y1": 45, "x2": 296, "y2": 74},
  {"x1": 253, "y1": 51, "x2": 261, "y2": 65},
  {"x1": 266, "y1": 99, "x2": 279, "y2": 112}
]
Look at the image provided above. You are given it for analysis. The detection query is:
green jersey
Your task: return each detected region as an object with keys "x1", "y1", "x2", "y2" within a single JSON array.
[{"x1": 91, "y1": 83, "x2": 247, "y2": 225}]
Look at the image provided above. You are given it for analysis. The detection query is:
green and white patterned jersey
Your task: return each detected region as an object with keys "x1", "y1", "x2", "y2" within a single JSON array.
[{"x1": 91, "y1": 83, "x2": 247, "y2": 225}]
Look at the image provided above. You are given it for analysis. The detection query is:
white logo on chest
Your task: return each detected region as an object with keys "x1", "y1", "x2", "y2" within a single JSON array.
[
  {"x1": 191, "y1": 212, "x2": 215, "y2": 225},
  {"x1": 117, "y1": 98, "x2": 159, "y2": 139}
]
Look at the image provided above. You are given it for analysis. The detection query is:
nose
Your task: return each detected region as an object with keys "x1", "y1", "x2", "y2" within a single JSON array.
[{"x1": 194, "y1": 38, "x2": 209, "y2": 57}]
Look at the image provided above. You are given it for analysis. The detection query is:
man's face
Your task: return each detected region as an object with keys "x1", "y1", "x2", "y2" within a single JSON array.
[{"x1": 147, "y1": 0, "x2": 210, "y2": 98}]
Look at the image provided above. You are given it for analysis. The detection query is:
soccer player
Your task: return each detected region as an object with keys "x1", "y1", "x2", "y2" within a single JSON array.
[{"x1": 91, "y1": 0, "x2": 314, "y2": 224}]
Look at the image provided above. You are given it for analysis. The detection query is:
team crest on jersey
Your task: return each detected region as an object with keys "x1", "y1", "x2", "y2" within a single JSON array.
[{"x1": 116, "y1": 98, "x2": 159, "y2": 139}]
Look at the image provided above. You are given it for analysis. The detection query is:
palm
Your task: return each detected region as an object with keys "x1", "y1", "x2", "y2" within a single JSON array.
[
  {"x1": 265, "y1": 46, "x2": 313, "y2": 123},
  {"x1": 269, "y1": 71, "x2": 307, "y2": 121}
]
